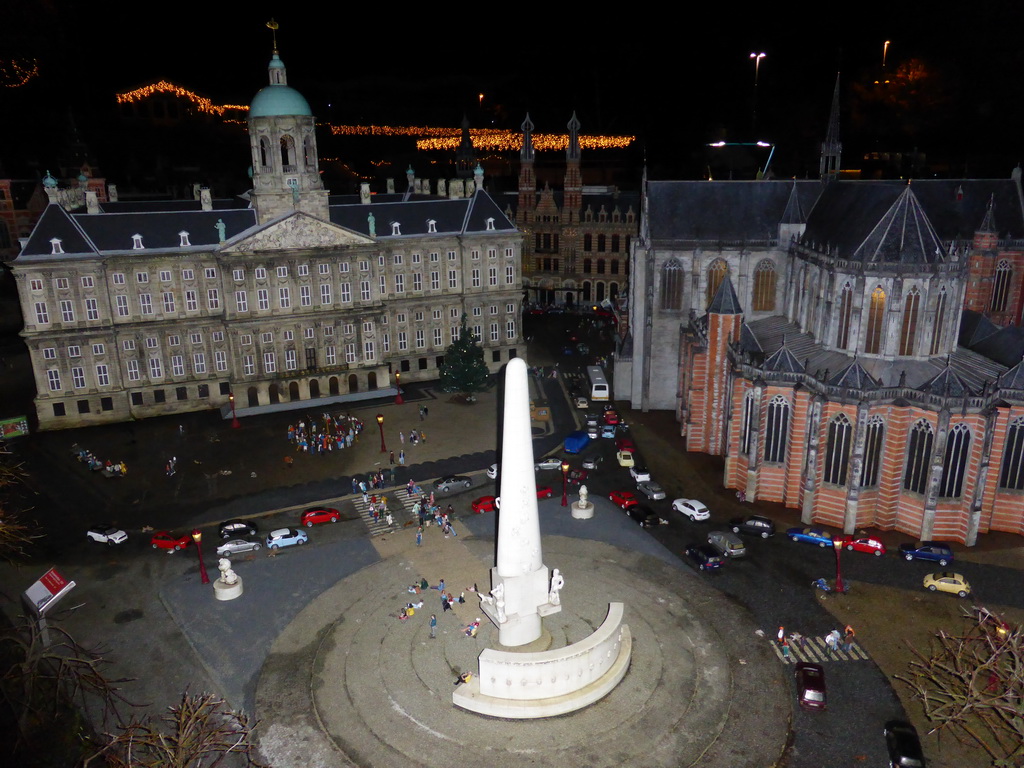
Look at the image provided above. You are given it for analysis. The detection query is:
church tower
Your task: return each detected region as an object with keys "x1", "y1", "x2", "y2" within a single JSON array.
[
  {"x1": 516, "y1": 114, "x2": 537, "y2": 226},
  {"x1": 248, "y1": 39, "x2": 329, "y2": 225},
  {"x1": 819, "y1": 74, "x2": 842, "y2": 180},
  {"x1": 563, "y1": 112, "x2": 583, "y2": 222}
]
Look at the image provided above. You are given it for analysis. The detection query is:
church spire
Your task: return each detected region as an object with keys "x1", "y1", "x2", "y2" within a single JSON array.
[
  {"x1": 567, "y1": 111, "x2": 581, "y2": 162},
  {"x1": 516, "y1": 114, "x2": 536, "y2": 226},
  {"x1": 564, "y1": 112, "x2": 582, "y2": 219},
  {"x1": 819, "y1": 73, "x2": 842, "y2": 181},
  {"x1": 521, "y1": 113, "x2": 535, "y2": 163}
]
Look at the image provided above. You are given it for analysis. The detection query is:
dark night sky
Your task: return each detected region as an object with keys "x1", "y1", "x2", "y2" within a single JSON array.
[{"x1": 3, "y1": 0, "x2": 1022, "y2": 181}]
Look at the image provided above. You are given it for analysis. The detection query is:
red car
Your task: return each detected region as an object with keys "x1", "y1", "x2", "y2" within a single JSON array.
[
  {"x1": 151, "y1": 531, "x2": 191, "y2": 551},
  {"x1": 566, "y1": 470, "x2": 588, "y2": 486},
  {"x1": 841, "y1": 535, "x2": 887, "y2": 556},
  {"x1": 609, "y1": 490, "x2": 639, "y2": 510},
  {"x1": 472, "y1": 496, "x2": 498, "y2": 514},
  {"x1": 615, "y1": 438, "x2": 637, "y2": 453},
  {"x1": 536, "y1": 486, "x2": 554, "y2": 499},
  {"x1": 301, "y1": 507, "x2": 340, "y2": 527},
  {"x1": 603, "y1": 411, "x2": 621, "y2": 425}
]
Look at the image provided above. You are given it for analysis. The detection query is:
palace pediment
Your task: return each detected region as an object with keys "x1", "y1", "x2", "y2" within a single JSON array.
[{"x1": 223, "y1": 212, "x2": 372, "y2": 254}]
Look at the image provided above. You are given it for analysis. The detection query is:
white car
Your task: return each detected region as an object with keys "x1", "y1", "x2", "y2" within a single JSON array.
[
  {"x1": 637, "y1": 480, "x2": 666, "y2": 500},
  {"x1": 535, "y1": 458, "x2": 564, "y2": 471},
  {"x1": 574, "y1": 396, "x2": 589, "y2": 409},
  {"x1": 672, "y1": 499, "x2": 710, "y2": 521},
  {"x1": 616, "y1": 451, "x2": 635, "y2": 468},
  {"x1": 586, "y1": 426, "x2": 599, "y2": 439},
  {"x1": 487, "y1": 463, "x2": 498, "y2": 480},
  {"x1": 87, "y1": 524, "x2": 127, "y2": 545},
  {"x1": 630, "y1": 465, "x2": 652, "y2": 482}
]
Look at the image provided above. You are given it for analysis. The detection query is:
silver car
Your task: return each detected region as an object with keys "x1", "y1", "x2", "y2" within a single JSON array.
[
  {"x1": 216, "y1": 538, "x2": 262, "y2": 557},
  {"x1": 637, "y1": 480, "x2": 666, "y2": 500},
  {"x1": 707, "y1": 530, "x2": 747, "y2": 558}
]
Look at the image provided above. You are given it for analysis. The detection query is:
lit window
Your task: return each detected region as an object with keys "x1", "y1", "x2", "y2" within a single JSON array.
[{"x1": 864, "y1": 286, "x2": 886, "y2": 355}]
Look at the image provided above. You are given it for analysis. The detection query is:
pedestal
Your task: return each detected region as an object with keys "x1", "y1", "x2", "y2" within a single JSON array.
[
  {"x1": 571, "y1": 502, "x2": 594, "y2": 519},
  {"x1": 213, "y1": 576, "x2": 243, "y2": 601}
]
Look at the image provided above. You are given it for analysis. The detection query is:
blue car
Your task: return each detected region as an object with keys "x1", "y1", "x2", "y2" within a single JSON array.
[
  {"x1": 600, "y1": 424, "x2": 617, "y2": 439},
  {"x1": 899, "y1": 541, "x2": 953, "y2": 566},
  {"x1": 786, "y1": 527, "x2": 834, "y2": 547},
  {"x1": 266, "y1": 527, "x2": 308, "y2": 550}
]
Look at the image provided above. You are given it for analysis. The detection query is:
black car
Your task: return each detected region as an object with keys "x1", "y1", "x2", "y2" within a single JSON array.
[
  {"x1": 219, "y1": 518, "x2": 258, "y2": 538},
  {"x1": 627, "y1": 504, "x2": 660, "y2": 528},
  {"x1": 433, "y1": 475, "x2": 473, "y2": 492},
  {"x1": 884, "y1": 720, "x2": 925, "y2": 767},
  {"x1": 729, "y1": 515, "x2": 776, "y2": 538},
  {"x1": 684, "y1": 544, "x2": 723, "y2": 571}
]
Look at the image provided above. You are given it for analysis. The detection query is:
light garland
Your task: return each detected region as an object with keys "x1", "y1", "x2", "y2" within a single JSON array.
[
  {"x1": 116, "y1": 81, "x2": 249, "y2": 116},
  {"x1": 0, "y1": 58, "x2": 39, "y2": 88}
]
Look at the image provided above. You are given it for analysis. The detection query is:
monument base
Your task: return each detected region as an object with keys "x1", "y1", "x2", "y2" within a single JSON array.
[
  {"x1": 571, "y1": 501, "x2": 594, "y2": 519},
  {"x1": 214, "y1": 577, "x2": 243, "y2": 601}
]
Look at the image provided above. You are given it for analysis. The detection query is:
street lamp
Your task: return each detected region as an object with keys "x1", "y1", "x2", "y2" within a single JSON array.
[
  {"x1": 394, "y1": 371, "x2": 404, "y2": 405},
  {"x1": 749, "y1": 52, "x2": 766, "y2": 85},
  {"x1": 191, "y1": 529, "x2": 210, "y2": 585},
  {"x1": 882, "y1": 40, "x2": 890, "y2": 68},
  {"x1": 229, "y1": 392, "x2": 240, "y2": 429},
  {"x1": 376, "y1": 413, "x2": 387, "y2": 453},
  {"x1": 833, "y1": 539, "x2": 845, "y2": 594},
  {"x1": 561, "y1": 461, "x2": 570, "y2": 507}
]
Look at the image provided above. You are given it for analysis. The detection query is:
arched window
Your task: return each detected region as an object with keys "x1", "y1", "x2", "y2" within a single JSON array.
[
  {"x1": 583, "y1": 234, "x2": 592, "y2": 251},
  {"x1": 280, "y1": 135, "x2": 296, "y2": 168},
  {"x1": 259, "y1": 137, "x2": 270, "y2": 169},
  {"x1": 864, "y1": 286, "x2": 886, "y2": 354},
  {"x1": 861, "y1": 416, "x2": 885, "y2": 487},
  {"x1": 609, "y1": 283, "x2": 619, "y2": 300},
  {"x1": 824, "y1": 413, "x2": 852, "y2": 485},
  {"x1": 999, "y1": 416, "x2": 1024, "y2": 490},
  {"x1": 752, "y1": 259, "x2": 777, "y2": 311},
  {"x1": 596, "y1": 282, "x2": 606, "y2": 301},
  {"x1": 583, "y1": 259, "x2": 592, "y2": 274},
  {"x1": 992, "y1": 260, "x2": 1012, "y2": 312},
  {"x1": 582, "y1": 281, "x2": 592, "y2": 301},
  {"x1": 741, "y1": 392, "x2": 755, "y2": 455},
  {"x1": 899, "y1": 287, "x2": 921, "y2": 356},
  {"x1": 303, "y1": 135, "x2": 316, "y2": 170},
  {"x1": 660, "y1": 259, "x2": 683, "y2": 311},
  {"x1": 837, "y1": 283, "x2": 854, "y2": 350},
  {"x1": 939, "y1": 423, "x2": 971, "y2": 498},
  {"x1": 930, "y1": 286, "x2": 947, "y2": 356},
  {"x1": 706, "y1": 259, "x2": 728, "y2": 305},
  {"x1": 903, "y1": 419, "x2": 934, "y2": 494},
  {"x1": 764, "y1": 395, "x2": 790, "y2": 464}
]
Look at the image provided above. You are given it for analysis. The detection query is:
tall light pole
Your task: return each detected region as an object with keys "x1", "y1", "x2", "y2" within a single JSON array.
[
  {"x1": 191, "y1": 529, "x2": 210, "y2": 585},
  {"x1": 229, "y1": 392, "x2": 240, "y2": 429},
  {"x1": 394, "y1": 371, "x2": 404, "y2": 404},
  {"x1": 833, "y1": 539, "x2": 845, "y2": 593},
  {"x1": 561, "y1": 461, "x2": 570, "y2": 507},
  {"x1": 749, "y1": 52, "x2": 766, "y2": 134},
  {"x1": 882, "y1": 40, "x2": 890, "y2": 69},
  {"x1": 376, "y1": 413, "x2": 386, "y2": 453}
]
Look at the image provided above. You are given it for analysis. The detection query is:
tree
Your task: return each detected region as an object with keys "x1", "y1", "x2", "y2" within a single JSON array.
[
  {"x1": 897, "y1": 607, "x2": 1024, "y2": 766},
  {"x1": 438, "y1": 313, "x2": 490, "y2": 399},
  {"x1": 0, "y1": 445, "x2": 40, "y2": 563}
]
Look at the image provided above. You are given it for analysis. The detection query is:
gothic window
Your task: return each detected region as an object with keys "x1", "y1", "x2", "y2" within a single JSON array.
[
  {"x1": 764, "y1": 395, "x2": 790, "y2": 464},
  {"x1": 740, "y1": 392, "x2": 755, "y2": 455},
  {"x1": 861, "y1": 416, "x2": 885, "y2": 487},
  {"x1": 930, "y1": 286, "x2": 947, "y2": 356},
  {"x1": 999, "y1": 416, "x2": 1024, "y2": 490},
  {"x1": 660, "y1": 259, "x2": 683, "y2": 311},
  {"x1": 706, "y1": 259, "x2": 728, "y2": 305},
  {"x1": 280, "y1": 135, "x2": 296, "y2": 169},
  {"x1": 752, "y1": 259, "x2": 776, "y2": 311},
  {"x1": 899, "y1": 287, "x2": 921, "y2": 355},
  {"x1": 837, "y1": 283, "x2": 854, "y2": 350},
  {"x1": 991, "y1": 260, "x2": 1012, "y2": 312},
  {"x1": 824, "y1": 414, "x2": 853, "y2": 485},
  {"x1": 939, "y1": 423, "x2": 971, "y2": 498},
  {"x1": 864, "y1": 286, "x2": 886, "y2": 354},
  {"x1": 903, "y1": 419, "x2": 934, "y2": 494}
]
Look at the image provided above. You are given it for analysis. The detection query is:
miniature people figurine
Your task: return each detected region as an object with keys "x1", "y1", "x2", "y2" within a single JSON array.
[
  {"x1": 578, "y1": 484, "x2": 589, "y2": 507},
  {"x1": 549, "y1": 568, "x2": 564, "y2": 605}
]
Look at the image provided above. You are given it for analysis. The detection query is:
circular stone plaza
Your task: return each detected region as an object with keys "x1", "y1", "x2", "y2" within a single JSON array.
[{"x1": 253, "y1": 514, "x2": 790, "y2": 768}]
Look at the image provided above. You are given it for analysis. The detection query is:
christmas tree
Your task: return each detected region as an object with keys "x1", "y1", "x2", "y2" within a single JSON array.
[{"x1": 439, "y1": 313, "x2": 490, "y2": 399}]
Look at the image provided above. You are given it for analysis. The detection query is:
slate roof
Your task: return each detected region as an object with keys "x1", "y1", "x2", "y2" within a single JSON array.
[
  {"x1": 762, "y1": 344, "x2": 805, "y2": 374},
  {"x1": 707, "y1": 274, "x2": 743, "y2": 314},
  {"x1": 329, "y1": 191, "x2": 515, "y2": 238},
  {"x1": 828, "y1": 360, "x2": 878, "y2": 389},
  {"x1": 101, "y1": 199, "x2": 249, "y2": 213},
  {"x1": 849, "y1": 185, "x2": 945, "y2": 264},
  {"x1": 921, "y1": 365, "x2": 973, "y2": 397}
]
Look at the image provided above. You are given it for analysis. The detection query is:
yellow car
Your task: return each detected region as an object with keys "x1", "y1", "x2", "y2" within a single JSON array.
[
  {"x1": 616, "y1": 451, "x2": 635, "y2": 468},
  {"x1": 923, "y1": 572, "x2": 971, "y2": 598}
]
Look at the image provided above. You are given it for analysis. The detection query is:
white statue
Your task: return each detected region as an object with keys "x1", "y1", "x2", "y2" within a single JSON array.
[
  {"x1": 578, "y1": 485, "x2": 590, "y2": 507},
  {"x1": 549, "y1": 568, "x2": 564, "y2": 605},
  {"x1": 218, "y1": 557, "x2": 238, "y2": 586}
]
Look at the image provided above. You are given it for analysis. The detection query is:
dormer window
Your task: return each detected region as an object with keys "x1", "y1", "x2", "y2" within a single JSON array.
[
  {"x1": 391, "y1": 222, "x2": 401, "y2": 236},
  {"x1": 132, "y1": 234, "x2": 144, "y2": 250},
  {"x1": 486, "y1": 217, "x2": 495, "y2": 231},
  {"x1": 427, "y1": 219, "x2": 437, "y2": 233},
  {"x1": 50, "y1": 238, "x2": 63, "y2": 255},
  {"x1": 179, "y1": 231, "x2": 191, "y2": 247}
]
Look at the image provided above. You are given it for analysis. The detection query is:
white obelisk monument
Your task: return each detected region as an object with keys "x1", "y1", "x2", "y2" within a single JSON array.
[{"x1": 480, "y1": 358, "x2": 560, "y2": 646}]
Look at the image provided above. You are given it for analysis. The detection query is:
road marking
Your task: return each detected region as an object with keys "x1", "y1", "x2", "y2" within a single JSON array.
[{"x1": 770, "y1": 635, "x2": 869, "y2": 664}]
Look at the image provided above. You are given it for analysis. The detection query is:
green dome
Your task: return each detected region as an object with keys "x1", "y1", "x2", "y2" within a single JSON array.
[{"x1": 250, "y1": 84, "x2": 312, "y2": 117}]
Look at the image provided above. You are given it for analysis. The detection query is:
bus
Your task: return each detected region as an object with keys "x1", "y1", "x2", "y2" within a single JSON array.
[{"x1": 587, "y1": 366, "x2": 609, "y2": 402}]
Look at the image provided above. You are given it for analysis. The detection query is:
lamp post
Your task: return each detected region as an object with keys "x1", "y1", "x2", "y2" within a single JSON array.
[
  {"x1": 229, "y1": 392, "x2": 240, "y2": 429},
  {"x1": 191, "y1": 529, "x2": 210, "y2": 585},
  {"x1": 749, "y1": 51, "x2": 766, "y2": 85},
  {"x1": 882, "y1": 40, "x2": 890, "y2": 69},
  {"x1": 376, "y1": 413, "x2": 386, "y2": 453},
  {"x1": 561, "y1": 461, "x2": 570, "y2": 507},
  {"x1": 394, "y1": 371, "x2": 404, "y2": 405},
  {"x1": 833, "y1": 539, "x2": 845, "y2": 594}
]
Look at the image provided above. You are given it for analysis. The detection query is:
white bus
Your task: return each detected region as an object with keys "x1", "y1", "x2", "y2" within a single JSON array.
[{"x1": 587, "y1": 366, "x2": 609, "y2": 401}]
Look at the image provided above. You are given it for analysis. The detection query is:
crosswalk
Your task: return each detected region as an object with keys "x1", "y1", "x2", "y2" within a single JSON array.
[
  {"x1": 768, "y1": 634, "x2": 869, "y2": 664},
  {"x1": 351, "y1": 489, "x2": 420, "y2": 536}
]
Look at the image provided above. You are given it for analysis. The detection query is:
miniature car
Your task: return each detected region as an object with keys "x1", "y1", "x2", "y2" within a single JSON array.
[
  {"x1": 899, "y1": 541, "x2": 953, "y2": 566},
  {"x1": 615, "y1": 438, "x2": 637, "y2": 453},
  {"x1": 629, "y1": 465, "x2": 651, "y2": 482},
  {"x1": 795, "y1": 662, "x2": 827, "y2": 711},
  {"x1": 673, "y1": 499, "x2": 710, "y2": 521},
  {"x1": 637, "y1": 480, "x2": 666, "y2": 500},
  {"x1": 301, "y1": 507, "x2": 340, "y2": 527},
  {"x1": 536, "y1": 486, "x2": 554, "y2": 499},
  {"x1": 575, "y1": 396, "x2": 589, "y2": 409},
  {"x1": 472, "y1": 496, "x2": 498, "y2": 514},
  {"x1": 218, "y1": 519, "x2": 258, "y2": 538},
  {"x1": 434, "y1": 475, "x2": 473, "y2": 491},
  {"x1": 616, "y1": 451, "x2": 635, "y2": 468},
  {"x1": 582, "y1": 456, "x2": 603, "y2": 470},
  {"x1": 603, "y1": 411, "x2": 621, "y2": 425},
  {"x1": 884, "y1": 720, "x2": 925, "y2": 768},
  {"x1": 534, "y1": 458, "x2": 564, "y2": 471},
  {"x1": 628, "y1": 504, "x2": 660, "y2": 528},
  {"x1": 841, "y1": 535, "x2": 886, "y2": 556},
  {"x1": 609, "y1": 490, "x2": 639, "y2": 510},
  {"x1": 923, "y1": 571, "x2": 971, "y2": 597},
  {"x1": 787, "y1": 527, "x2": 834, "y2": 547},
  {"x1": 729, "y1": 515, "x2": 775, "y2": 538},
  {"x1": 684, "y1": 544, "x2": 723, "y2": 571},
  {"x1": 601, "y1": 425, "x2": 618, "y2": 439},
  {"x1": 266, "y1": 527, "x2": 308, "y2": 549},
  {"x1": 486, "y1": 463, "x2": 498, "y2": 480},
  {"x1": 87, "y1": 524, "x2": 127, "y2": 545},
  {"x1": 707, "y1": 530, "x2": 747, "y2": 558},
  {"x1": 566, "y1": 469, "x2": 588, "y2": 485},
  {"x1": 150, "y1": 531, "x2": 191, "y2": 551},
  {"x1": 216, "y1": 538, "x2": 262, "y2": 557}
]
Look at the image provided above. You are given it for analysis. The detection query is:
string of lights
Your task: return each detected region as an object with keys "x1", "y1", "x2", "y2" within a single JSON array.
[
  {"x1": 0, "y1": 58, "x2": 39, "y2": 88},
  {"x1": 115, "y1": 81, "x2": 248, "y2": 116}
]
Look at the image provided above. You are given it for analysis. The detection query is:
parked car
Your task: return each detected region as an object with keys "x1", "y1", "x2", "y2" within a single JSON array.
[
  {"x1": 729, "y1": 515, "x2": 775, "y2": 538},
  {"x1": 216, "y1": 538, "x2": 262, "y2": 557},
  {"x1": 609, "y1": 490, "x2": 639, "y2": 510},
  {"x1": 486, "y1": 463, "x2": 498, "y2": 480},
  {"x1": 582, "y1": 456, "x2": 603, "y2": 470},
  {"x1": 615, "y1": 438, "x2": 637, "y2": 453},
  {"x1": 266, "y1": 527, "x2": 308, "y2": 549},
  {"x1": 574, "y1": 396, "x2": 589, "y2": 409},
  {"x1": 616, "y1": 451, "x2": 635, "y2": 468},
  {"x1": 218, "y1": 518, "x2": 258, "y2": 539},
  {"x1": 673, "y1": 499, "x2": 710, "y2": 521},
  {"x1": 637, "y1": 480, "x2": 666, "y2": 500},
  {"x1": 603, "y1": 411, "x2": 621, "y2": 425},
  {"x1": 794, "y1": 662, "x2": 827, "y2": 711},
  {"x1": 564, "y1": 431, "x2": 591, "y2": 454},
  {"x1": 535, "y1": 457, "x2": 564, "y2": 471},
  {"x1": 585, "y1": 414, "x2": 599, "y2": 427},
  {"x1": 841, "y1": 535, "x2": 886, "y2": 556},
  {"x1": 787, "y1": 527, "x2": 834, "y2": 547},
  {"x1": 684, "y1": 544, "x2": 723, "y2": 571},
  {"x1": 472, "y1": 496, "x2": 498, "y2": 514},
  {"x1": 566, "y1": 469, "x2": 588, "y2": 486},
  {"x1": 923, "y1": 571, "x2": 971, "y2": 597},
  {"x1": 151, "y1": 531, "x2": 191, "y2": 551},
  {"x1": 884, "y1": 720, "x2": 925, "y2": 768},
  {"x1": 628, "y1": 504, "x2": 660, "y2": 528},
  {"x1": 536, "y1": 486, "x2": 554, "y2": 499},
  {"x1": 434, "y1": 475, "x2": 473, "y2": 492},
  {"x1": 707, "y1": 530, "x2": 747, "y2": 558},
  {"x1": 301, "y1": 507, "x2": 340, "y2": 527},
  {"x1": 601, "y1": 425, "x2": 618, "y2": 439},
  {"x1": 630, "y1": 465, "x2": 652, "y2": 482},
  {"x1": 87, "y1": 524, "x2": 127, "y2": 545},
  {"x1": 586, "y1": 425, "x2": 599, "y2": 439},
  {"x1": 899, "y1": 541, "x2": 953, "y2": 566}
]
